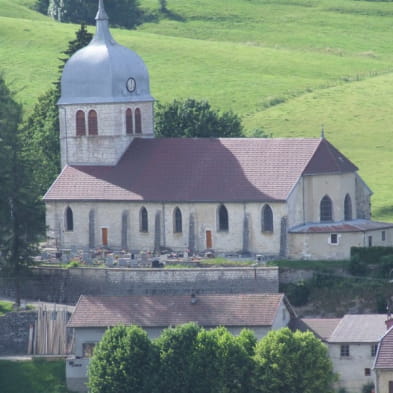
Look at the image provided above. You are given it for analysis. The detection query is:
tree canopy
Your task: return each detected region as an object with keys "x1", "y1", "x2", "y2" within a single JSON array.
[
  {"x1": 88, "y1": 324, "x2": 333, "y2": 393},
  {"x1": 0, "y1": 75, "x2": 44, "y2": 306},
  {"x1": 155, "y1": 98, "x2": 244, "y2": 138},
  {"x1": 252, "y1": 328, "x2": 335, "y2": 393},
  {"x1": 35, "y1": 0, "x2": 144, "y2": 29}
]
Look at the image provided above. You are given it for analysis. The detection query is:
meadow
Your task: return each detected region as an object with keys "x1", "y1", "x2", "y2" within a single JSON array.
[{"x1": 1, "y1": 0, "x2": 393, "y2": 219}]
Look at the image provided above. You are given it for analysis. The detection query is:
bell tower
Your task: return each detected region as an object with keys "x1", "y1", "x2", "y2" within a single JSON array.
[{"x1": 57, "y1": 0, "x2": 154, "y2": 167}]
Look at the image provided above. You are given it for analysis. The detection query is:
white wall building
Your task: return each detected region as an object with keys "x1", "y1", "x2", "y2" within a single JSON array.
[{"x1": 44, "y1": 0, "x2": 393, "y2": 260}]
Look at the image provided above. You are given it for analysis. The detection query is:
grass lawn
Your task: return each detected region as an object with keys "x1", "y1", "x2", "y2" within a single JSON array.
[
  {"x1": 0, "y1": 301, "x2": 13, "y2": 316},
  {"x1": 0, "y1": 359, "x2": 70, "y2": 393}
]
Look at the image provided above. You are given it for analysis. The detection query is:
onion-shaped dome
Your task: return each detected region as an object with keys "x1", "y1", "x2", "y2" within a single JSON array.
[{"x1": 58, "y1": 0, "x2": 153, "y2": 105}]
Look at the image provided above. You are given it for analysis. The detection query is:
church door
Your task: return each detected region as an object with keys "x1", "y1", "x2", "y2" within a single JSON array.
[
  {"x1": 102, "y1": 228, "x2": 108, "y2": 247},
  {"x1": 206, "y1": 230, "x2": 212, "y2": 249}
]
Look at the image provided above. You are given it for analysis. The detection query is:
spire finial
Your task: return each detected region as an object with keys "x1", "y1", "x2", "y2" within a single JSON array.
[
  {"x1": 96, "y1": 0, "x2": 109, "y2": 21},
  {"x1": 321, "y1": 124, "x2": 325, "y2": 139}
]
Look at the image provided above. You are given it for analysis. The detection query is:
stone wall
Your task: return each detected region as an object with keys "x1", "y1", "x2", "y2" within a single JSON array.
[
  {"x1": 0, "y1": 266, "x2": 279, "y2": 305},
  {"x1": 0, "y1": 311, "x2": 37, "y2": 355}
]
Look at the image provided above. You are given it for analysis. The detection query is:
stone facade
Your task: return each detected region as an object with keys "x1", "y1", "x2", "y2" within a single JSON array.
[
  {"x1": 0, "y1": 266, "x2": 279, "y2": 305},
  {"x1": 0, "y1": 311, "x2": 37, "y2": 355},
  {"x1": 59, "y1": 101, "x2": 154, "y2": 167}
]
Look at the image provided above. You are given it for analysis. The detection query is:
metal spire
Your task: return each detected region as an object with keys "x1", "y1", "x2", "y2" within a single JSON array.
[{"x1": 92, "y1": 0, "x2": 114, "y2": 44}]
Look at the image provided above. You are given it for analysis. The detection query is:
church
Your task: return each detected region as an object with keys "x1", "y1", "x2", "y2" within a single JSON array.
[{"x1": 44, "y1": 0, "x2": 393, "y2": 260}]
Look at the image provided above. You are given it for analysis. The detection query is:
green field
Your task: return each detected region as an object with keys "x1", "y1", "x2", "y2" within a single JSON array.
[
  {"x1": 0, "y1": 359, "x2": 70, "y2": 393},
  {"x1": 1, "y1": 0, "x2": 393, "y2": 219}
]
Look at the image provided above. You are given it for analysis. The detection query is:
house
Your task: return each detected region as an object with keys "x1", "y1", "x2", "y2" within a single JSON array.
[
  {"x1": 43, "y1": 0, "x2": 393, "y2": 260},
  {"x1": 300, "y1": 314, "x2": 388, "y2": 393},
  {"x1": 66, "y1": 293, "x2": 295, "y2": 392},
  {"x1": 373, "y1": 318, "x2": 393, "y2": 393}
]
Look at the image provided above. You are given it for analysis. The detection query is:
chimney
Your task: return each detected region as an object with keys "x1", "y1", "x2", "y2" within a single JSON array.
[
  {"x1": 386, "y1": 316, "x2": 393, "y2": 330},
  {"x1": 190, "y1": 293, "x2": 197, "y2": 305}
]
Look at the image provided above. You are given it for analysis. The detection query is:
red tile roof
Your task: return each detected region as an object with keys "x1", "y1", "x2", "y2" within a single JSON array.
[
  {"x1": 374, "y1": 325, "x2": 393, "y2": 369},
  {"x1": 67, "y1": 294, "x2": 286, "y2": 328},
  {"x1": 289, "y1": 220, "x2": 393, "y2": 233},
  {"x1": 44, "y1": 138, "x2": 357, "y2": 202}
]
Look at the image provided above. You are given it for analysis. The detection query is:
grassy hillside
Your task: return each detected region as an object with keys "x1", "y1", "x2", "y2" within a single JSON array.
[{"x1": 1, "y1": 0, "x2": 393, "y2": 219}]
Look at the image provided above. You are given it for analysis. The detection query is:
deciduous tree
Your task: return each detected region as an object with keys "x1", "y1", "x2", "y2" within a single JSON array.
[
  {"x1": 252, "y1": 328, "x2": 335, "y2": 393},
  {"x1": 88, "y1": 325, "x2": 158, "y2": 393},
  {"x1": 155, "y1": 98, "x2": 244, "y2": 138},
  {"x1": 0, "y1": 75, "x2": 44, "y2": 306}
]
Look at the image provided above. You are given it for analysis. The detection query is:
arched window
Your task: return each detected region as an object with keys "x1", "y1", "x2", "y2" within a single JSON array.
[
  {"x1": 218, "y1": 204, "x2": 229, "y2": 231},
  {"x1": 344, "y1": 194, "x2": 352, "y2": 221},
  {"x1": 65, "y1": 207, "x2": 74, "y2": 231},
  {"x1": 140, "y1": 207, "x2": 148, "y2": 232},
  {"x1": 76, "y1": 110, "x2": 86, "y2": 136},
  {"x1": 135, "y1": 108, "x2": 142, "y2": 134},
  {"x1": 174, "y1": 207, "x2": 182, "y2": 233},
  {"x1": 320, "y1": 195, "x2": 333, "y2": 222},
  {"x1": 126, "y1": 108, "x2": 133, "y2": 134},
  {"x1": 88, "y1": 110, "x2": 98, "y2": 135},
  {"x1": 262, "y1": 204, "x2": 274, "y2": 232}
]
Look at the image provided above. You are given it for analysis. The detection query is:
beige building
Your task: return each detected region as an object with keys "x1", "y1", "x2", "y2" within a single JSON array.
[
  {"x1": 300, "y1": 314, "x2": 389, "y2": 393},
  {"x1": 44, "y1": 0, "x2": 393, "y2": 260},
  {"x1": 374, "y1": 319, "x2": 393, "y2": 393},
  {"x1": 66, "y1": 293, "x2": 294, "y2": 392}
]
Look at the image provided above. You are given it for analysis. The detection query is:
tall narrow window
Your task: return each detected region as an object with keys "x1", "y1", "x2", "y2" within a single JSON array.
[
  {"x1": 76, "y1": 110, "x2": 86, "y2": 136},
  {"x1": 140, "y1": 207, "x2": 148, "y2": 232},
  {"x1": 344, "y1": 194, "x2": 352, "y2": 221},
  {"x1": 121, "y1": 211, "x2": 129, "y2": 249},
  {"x1": 126, "y1": 108, "x2": 133, "y2": 134},
  {"x1": 135, "y1": 108, "x2": 142, "y2": 134},
  {"x1": 320, "y1": 195, "x2": 333, "y2": 222},
  {"x1": 218, "y1": 204, "x2": 229, "y2": 232},
  {"x1": 88, "y1": 110, "x2": 98, "y2": 135},
  {"x1": 65, "y1": 207, "x2": 74, "y2": 231},
  {"x1": 262, "y1": 204, "x2": 273, "y2": 232},
  {"x1": 174, "y1": 207, "x2": 182, "y2": 233}
]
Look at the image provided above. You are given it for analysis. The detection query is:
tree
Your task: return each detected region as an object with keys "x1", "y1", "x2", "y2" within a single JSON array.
[
  {"x1": 37, "y1": 0, "x2": 144, "y2": 29},
  {"x1": 252, "y1": 328, "x2": 335, "y2": 393},
  {"x1": 88, "y1": 325, "x2": 158, "y2": 393},
  {"x1": 0, "y1": 75, "x2": 44, "y2": 307},
  {"x1": 155, "y1": 98, "x2": 244, "y2": 138},
  {"x1": 155, "y1": 322, "x2": 201, "y2": 393},
  {"x1": 23, "y1": 25, "x2": 93, "y2": 199}
]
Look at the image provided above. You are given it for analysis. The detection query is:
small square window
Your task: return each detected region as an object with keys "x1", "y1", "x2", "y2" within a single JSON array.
[
  {"x1": 330, "y1": 234, "x2": 338, "y2": 244},
  {"x1": 82, "y1": 342, "x2": 96, "y2": 358},
  {"x1": 364, "y1": 368, "x2": 371, "y2": 376},
  {"x1": 340, "y1": 344, "x2": 350, "y2": 357},
  {"x1": 382, "y1": 231, "x2": 386, "y2": 241}
]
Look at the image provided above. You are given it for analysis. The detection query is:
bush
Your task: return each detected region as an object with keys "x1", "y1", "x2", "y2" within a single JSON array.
[
  {"x1": 362, "y1": 382, "x2": 375, "y2": 393},
  {"x1": 284, "y1": 281, "x2": 310, "y2": 306}
]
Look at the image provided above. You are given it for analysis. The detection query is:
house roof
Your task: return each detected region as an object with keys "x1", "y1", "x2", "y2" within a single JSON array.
[
  {"x1": 289, "y1": 220, "x2": 393, "y2": 234},
  {"x1": 44, "y1": 137, "x2": 357, "y2": 203},
  {"x1": 374, "y1": 325, "x2": 393, "y2": 369},
  {"x1": 327, "y1": 314, "x2": 388, "y2": 343},
  {"x1": 298, "y1": 318, "x2": 341, "y2": 340},
  {"x1": 67, "y1": 293, "x2": 287, "y2": 328}
]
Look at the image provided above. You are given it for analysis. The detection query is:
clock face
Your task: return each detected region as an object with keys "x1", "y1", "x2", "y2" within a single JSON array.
[{"x1": 126, "y1": 77, "x2": 136, "y2": 92}]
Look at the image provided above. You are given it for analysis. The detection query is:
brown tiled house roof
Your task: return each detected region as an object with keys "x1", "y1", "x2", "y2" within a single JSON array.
[
  {"x1": 374, "y1": 325, "x2": 393, "y2": 369},
  {"x1": 297, "y1": 318, "x2": 341, "y2": 340},
  {"x1": 67, "y1": 294, "x2": 288, "y2": 328},
  {"x1": 44, "y1": 138, "x2": 357, "y2": 202}
]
